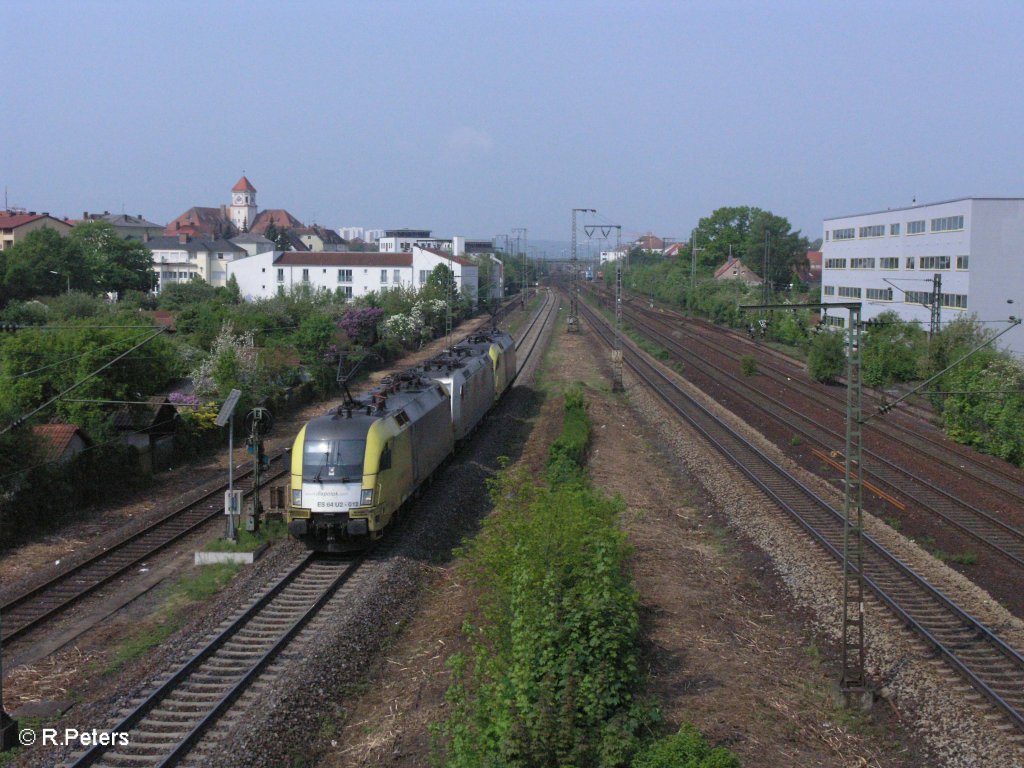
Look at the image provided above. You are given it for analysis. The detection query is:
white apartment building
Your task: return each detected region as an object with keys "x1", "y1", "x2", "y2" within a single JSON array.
[
  {"x1": 821, "y1": 198, "x2": 1024, "y2": 357},
  {"x1": 228, "y1": 252, "x2": 414, "y2": 301},
  {"x1": 226, "y1": 245, "x2": 481, "y2": 303},
  {"x1": 147, "y1": 235, "x2": 246, "y2": 292}
]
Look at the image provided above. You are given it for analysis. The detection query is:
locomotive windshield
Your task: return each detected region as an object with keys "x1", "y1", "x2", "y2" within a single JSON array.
[{"x1": 303, "y1": 439, "x2": 366, "y2": 482}]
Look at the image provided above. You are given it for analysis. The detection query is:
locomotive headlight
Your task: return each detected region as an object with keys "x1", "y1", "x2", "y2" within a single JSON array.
[
  {"x1": 292, "y1": 489, "x2": 302, "y2": 506},
  {"x1": 360, "y1": 489, "x2": 375, "y2": 506}
]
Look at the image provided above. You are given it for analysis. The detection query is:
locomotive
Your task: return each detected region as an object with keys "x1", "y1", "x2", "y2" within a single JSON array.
[{"x1": 285, "y1": 330, "x2": 516, "y2": 551}]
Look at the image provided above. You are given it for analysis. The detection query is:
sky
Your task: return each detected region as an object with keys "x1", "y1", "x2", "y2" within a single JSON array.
[{"x1": 3, "y1": 0, "x2": 1024, "y2": 247}]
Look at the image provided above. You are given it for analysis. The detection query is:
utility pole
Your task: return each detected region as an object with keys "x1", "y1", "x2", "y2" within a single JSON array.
[
  {"x1": 742, "y1": 300, "x2": 867, "y2": 707},
  {"x1": 930, "y1": 273, "x2": 942, "y2": 341},
  {"x1": 762, "y1": 231, "x2": 771, "y2": 306},
  {"x1": 689, "y1": 229, "x2": 702, "y2": 291},
  {"x1": 610, "y1": 225, "x2": 624, "y2": 391},
  {"x1": 569, "y1": 208, "x2": 595, "y2": 332},
  {"x1": 513, "y1": 227, "x2": 527, "y2": 305}
]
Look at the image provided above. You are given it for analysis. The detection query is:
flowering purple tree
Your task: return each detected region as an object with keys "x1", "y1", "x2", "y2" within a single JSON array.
[{"x1": 338, "y1": 307, "x2": 384, "y2": 345}]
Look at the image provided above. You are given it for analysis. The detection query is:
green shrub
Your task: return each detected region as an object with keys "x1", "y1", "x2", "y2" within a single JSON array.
[
  {"x1": 631, "y1": 724, "x2": 740, "y2": 768},
  {"x1": 740, "y1": 356, "x2": 758, "y2": 377},
  {"x1": 806, "y1": 331, "x2": 845, "y2": 383},
  {"x1": 436, "y1": 387, "x2": 655, "y2": 767}
]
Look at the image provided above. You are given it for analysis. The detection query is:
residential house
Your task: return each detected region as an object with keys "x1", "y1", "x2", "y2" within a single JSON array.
[
  {"x1": 0, "y1": 211, "x2": 73, "y2": 250},
  {"x1": 79, "y1": 211, "x2": 164, "y2": 240},
  {"x1": 228, "y1": 251, "x2": 414, "y2": 301},
  {"x1": 32, "y1": 424, "x2": 92, "y2": 462},
  {"x1": 714, "y1": 257, "x2": 763, "y2": 286},
  {"x1": 147, "y1": 235, "x2": 246, "y2": 291}
]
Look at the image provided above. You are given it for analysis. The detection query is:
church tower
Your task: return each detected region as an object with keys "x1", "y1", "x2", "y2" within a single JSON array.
[{"x1": 229, "y1": 176, "x2": 257, "y2": 232}]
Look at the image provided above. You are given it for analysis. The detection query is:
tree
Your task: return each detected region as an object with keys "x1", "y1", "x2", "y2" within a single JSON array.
[
  {"x1": 861, "y1": 311, "x2": 927, "y2": 387},
  {"x1": 807, "y1": 329, "x2": 846, "y2": 383},
  {"x1": 1, "y1": 228, "x2": 89, "y2": 303},
  {"x1": 685, "y1": 206, "x2": 810, "y2": 290},
  {"x1": 68, "y1": 221, "x2": 154, "y2": 298},
  {"x1": 424, "y1": 263, "x2": 458, "y2": 300},
  {"x1": 263, "y1": 223, "x2": 291, "y2": 251}
]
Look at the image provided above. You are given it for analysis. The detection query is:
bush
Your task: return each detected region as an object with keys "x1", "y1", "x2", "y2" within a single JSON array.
[
  {"x1": 740, "y1": 356, "x2": 758, "y2": 377},
  {"x1": 806, "y1": 330, "x2": 845, "y2": 383},
  {"x1": 436, "y1": 387, "x2": 655, "y2": 767},
  {"x1": 632, "y1": 724, "x2": 740, "y2": 768}
]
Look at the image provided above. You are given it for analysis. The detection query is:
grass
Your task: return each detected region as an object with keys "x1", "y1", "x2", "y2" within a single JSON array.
[
  {"x1": 884, "y1": 517, "x2": 902, "y2": 531},
  {"x1": 789, "y1": 435, "x2": 803, "y2": 447},
  {"x1": 204, "y1": 518, "x2": 288, "y2": 552},
  {"x1": 105, "y1": 562, "x2": 241, "y2": 674}
]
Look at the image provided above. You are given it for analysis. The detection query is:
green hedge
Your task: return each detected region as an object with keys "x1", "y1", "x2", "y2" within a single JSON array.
[{"x1": 436, "y1": 386, "x2": 653, "y2": 767}]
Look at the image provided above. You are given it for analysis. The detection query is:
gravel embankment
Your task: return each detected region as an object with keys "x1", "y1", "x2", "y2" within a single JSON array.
[{"x1": 624, "y1": 352, "x2": 1024, "y2": 767}]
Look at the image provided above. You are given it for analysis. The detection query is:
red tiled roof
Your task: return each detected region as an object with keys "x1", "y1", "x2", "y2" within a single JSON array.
[
  {"x1": 806, "y1": 250, "x2": 822, "y2": 266},
  {"x1": 276, "y1": 252, "x2": 412, "y2": 267},
  {"x1": 232, "y1": 175, "x2": 257, "y2": 193},
  {"x1": 165, "y1": 206, "x2": 234, "y2": 237},
  {"x1": 32, "y1": 424, "x2": 90, "y2": 460},
  {"x1": 0, "y1": 212, "x2": 70, "y2": 230},
  {"x1": 251, "y1": 209, "x2": 303, "y2": 234}
]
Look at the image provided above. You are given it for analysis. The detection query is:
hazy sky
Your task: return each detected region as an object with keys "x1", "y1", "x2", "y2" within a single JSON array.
[{"x1": 4, "y1": 1, "x2": 1024, "y2": 245}]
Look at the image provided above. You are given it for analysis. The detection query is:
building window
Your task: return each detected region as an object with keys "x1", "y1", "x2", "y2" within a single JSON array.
[
  {"x1": 907, "y1": 220, "x2": 926, "y2": 235},
  {"x1": 338, "y1": 269, "x2": 352, "y2": 282},
  {"x1": 825, "y1": 258, "x2": 846, "y2": 269},
  {"x1": 905, "y1": 257, "x2": 915, "y2": 270},
  {"x1": 956, "y1": 255, "x2": 969, "y2": 270},
  {"x1": 850, "y1": 257, "x2": 876, "y2": 269},
  {"x1": 393, "y1": 269, "x2": 401, "y2": 283},
  {"x1": 833, "y1": 228, "x2": 855, "y2": 240},
  {"x1": 905, "y1": 290, "x2": 932, "y2": 305},
  {"x1": 340, "y1": 286, "x2": 353, "y2": 298},
  {"x1": 919, "y1": 256, "x2": 951, "y2": 270},
  {"x1": 825, "y1": 231, "x2": 830, "y2": 241},
  {"x1": 837, "y1": 286, "x2": 861, "y2": 298},
  {"x1": 419, "y1": 270, "x2": 429, "y2": 284},
  {"x1": 277, "y1": 268, "x2": 284, "y2": 282},
  {"x1": 890, "y1": 223, "x2": 900, "y2": 236},
  {"x1": 866, "y1": 287, "x2": 893, "y2": 301},
  {"x1": 941, "y1": 293, "x2": 968, "y2": 309},
  {"x1": 302, "y1": 268, "x2": 309, "y2": 282},
  {"x1": 880, "y1": 257, "x2": 898, "y2": 270},
  {"x1": 380, "y1": 269, "x2": 388, "y2": 283},
  {"x1": 931, "y1": 215, "x2": 964, "y2": 233},
  {"x1": 261, "y1": 267, "x2": 265, "y2": 273},
  {"x1": 858, "y1": 225, "x2": 884, "y2": 238},
  {"x1": 823, "y1": 285, "x2": 835, "y2": 296},
  {"x1": 824, "y1": 315, "x2": 845, "y2": 328},
  {"x1": 323, "y1": 268, "x2": 327, "y2": 274}
]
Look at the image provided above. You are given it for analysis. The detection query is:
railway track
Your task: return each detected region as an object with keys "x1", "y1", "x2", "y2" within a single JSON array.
[
  {"x1": 576, "y1": 295, "x2": 1024, "y2": 733},
  {"x1": 0, "y1": 299, "x2": 535, "y2": 648},
  {"x1": 584, "y1": 289, "x2": 1024, "y2": 571},
  {"x1": 613, "y1": 287, "x2": 1024, "y2": 504},
  {"x1": 0, "y1": 459, "x2": 289, "y2": 644},
  {"x1": 62, "y1": 295, "x2": 555, "y2": 766},
  {"x1": 68, "y1": 552, "x2": 361, "y2": 767}
]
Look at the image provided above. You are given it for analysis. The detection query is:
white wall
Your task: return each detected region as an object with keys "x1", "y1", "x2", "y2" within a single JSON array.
[
  {"x1": 228, "y1": 253, "x2": 414, "y2": 301},
  {"x1": 820, "y1": 197, "x2": 1024, "y2": 357}
]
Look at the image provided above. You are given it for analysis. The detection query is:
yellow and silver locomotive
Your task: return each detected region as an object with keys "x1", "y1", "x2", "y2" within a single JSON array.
[{"x1": 286, "y1": 330, "x2": 515, "y2": 551}]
